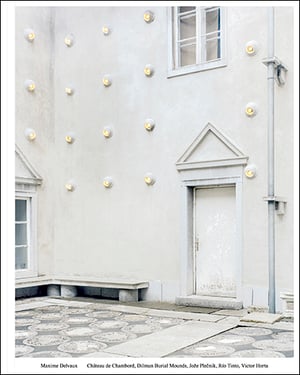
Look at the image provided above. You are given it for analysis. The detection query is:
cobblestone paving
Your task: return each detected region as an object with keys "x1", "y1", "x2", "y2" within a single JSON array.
[
  {"x1": 166, "y1": 326, "x2": 294, "y2": 358},
  {"x1": 15, "y1": 298, "x2": 294, "y2": 358}
]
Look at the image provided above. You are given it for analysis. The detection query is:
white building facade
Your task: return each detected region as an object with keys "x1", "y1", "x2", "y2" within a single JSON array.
[{"x1": 15, "y1": 5, "x2": 295, "y2": 313}]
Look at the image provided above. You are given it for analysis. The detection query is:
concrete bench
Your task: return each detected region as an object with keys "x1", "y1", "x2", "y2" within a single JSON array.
[{"x1": 15, "y1": 276, "x2": 149, "y2": 302}]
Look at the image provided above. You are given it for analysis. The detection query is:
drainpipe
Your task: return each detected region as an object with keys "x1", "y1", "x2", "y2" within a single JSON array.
[
  {"x1": 262, "y1": 8, "x2": 288, "y2": 313},
  {"x1": 267, "y1": 7, "x2": 276, "y2": 314}
]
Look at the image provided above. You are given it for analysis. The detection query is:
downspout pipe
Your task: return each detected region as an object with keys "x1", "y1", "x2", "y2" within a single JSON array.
[{"x1": 267, "y1": 7, "x2": 276, "y2": 313}]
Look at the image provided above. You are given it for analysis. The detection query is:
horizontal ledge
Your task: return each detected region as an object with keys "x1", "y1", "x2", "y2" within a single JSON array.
[
  {"x1": 15, "y1": 275, "x2": 149, "y2": 290},
  {"x1": 15, "y1": 275, "x2": 52, "y2": 287},
  {"x1": 15, "y1": 177, "x2": 42, "y2": 185},
  {"x1": 176, "y1": 157, "x2": 249, "y2": 171}
]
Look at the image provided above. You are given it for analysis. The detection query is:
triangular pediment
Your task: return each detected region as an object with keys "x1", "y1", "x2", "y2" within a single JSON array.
[
  {"x1": 15, "y1": 145, "x2": 42, "y2": 185},
  {"x1": 176, "y1": 123, "x2": 248, "y2": 170}
]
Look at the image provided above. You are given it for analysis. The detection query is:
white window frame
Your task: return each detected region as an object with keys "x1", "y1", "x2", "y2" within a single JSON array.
[
  {"x1": 15, "y1": 191, "x2": 38, "y2": 279},
  {"x1": 168, "y1": 6, "x2": 227, "y2": 78}
]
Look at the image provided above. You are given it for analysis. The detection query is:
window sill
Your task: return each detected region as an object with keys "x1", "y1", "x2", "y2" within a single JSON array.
[
  {"x1": 167, "y1": 60, "x2": 227, "y2": 78},
  {"x1": 15, "y1": 270, "x2": 38, "y2": 279}
]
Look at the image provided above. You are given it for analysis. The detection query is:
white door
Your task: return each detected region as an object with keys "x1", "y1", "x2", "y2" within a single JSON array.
[{"x1": 194, "y1": 185, "x2": 237, "y2": 297}]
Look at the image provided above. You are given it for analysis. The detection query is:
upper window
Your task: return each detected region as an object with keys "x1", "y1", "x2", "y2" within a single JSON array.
[{"x1": 168, "y1": 6, "x2": 226, "y2": 77}]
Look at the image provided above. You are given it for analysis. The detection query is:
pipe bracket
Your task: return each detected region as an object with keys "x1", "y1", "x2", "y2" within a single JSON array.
[
  {"x1": 262, "y1": 56, "x2": 288, "y2": 86},
  {"x1": 263, "y1": 196, "x2": 287, "y2": 215}
]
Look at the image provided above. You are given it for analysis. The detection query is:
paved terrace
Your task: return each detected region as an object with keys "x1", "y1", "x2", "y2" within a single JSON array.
[{"x1": 15, "y1": 296, "x2": 294, "y2": 359}]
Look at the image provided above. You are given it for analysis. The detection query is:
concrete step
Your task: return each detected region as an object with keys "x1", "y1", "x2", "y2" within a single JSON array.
[{"x1": 176, "y1": 295, "x2": 243, "y2": 310}]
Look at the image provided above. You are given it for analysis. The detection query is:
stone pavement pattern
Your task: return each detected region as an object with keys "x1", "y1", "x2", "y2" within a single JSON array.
[{"x1": 15, "y1": 297, "x2": 294, "y2": 358}]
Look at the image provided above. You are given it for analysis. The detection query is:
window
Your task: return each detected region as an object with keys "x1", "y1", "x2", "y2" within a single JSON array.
[
  {"x1": 15, "y1": 198, "x2": 30, "y2": 270},
  {"x1": 15, "y1": 194, "x2": 37, "y2": 278},
  {"x1": 168, "y1": 6, "x2": 226, "y2": 77},
  {"x1": 15, "y1": 145, "x2": 41, "y2": 279}
]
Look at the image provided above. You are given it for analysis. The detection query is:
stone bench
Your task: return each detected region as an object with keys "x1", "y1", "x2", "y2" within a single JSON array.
[{"x1": 15, "y1": 276, "x2": 149, "y2": 302}]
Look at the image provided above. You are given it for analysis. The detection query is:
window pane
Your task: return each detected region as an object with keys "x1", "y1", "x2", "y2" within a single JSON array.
[
  {"x1": 179, "y1": 14, "x2": 196, "y2": 41},
  {"x1": 15, "y1": 199, "x2": 27, "y2": 221},
  {"x1": 205, "y1": 8, "x2": 220, "y2": 34},
  {"x1": 15, "y1": 223, "x2": 27, "y2": 245},
  {"x1": 179, "y1": 7, "x2": 196, "y2": 13},
  {"x1": 206, "y1": 38, "x2": 220, "y2": 61},
  {"x1": 15, "y1": 247, "x2": 28, "y2": 269},
  {"x1": 180, "y1": 44, "x2": 196, "y2": 67}
]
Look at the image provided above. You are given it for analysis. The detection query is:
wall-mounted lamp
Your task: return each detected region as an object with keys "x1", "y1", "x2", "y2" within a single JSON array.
[
  {"x1": 144, "y1": 173, "x2": 156, "y2": 185},
  {"x1": 144, "y1": 118, "x2": 155, "y2": 131},
  {"x1": 144, "y1": 64, "x2": 154, "y2": 77},
  {"x1": 103, "y1": 176, "x2": 113, "y2": 188},
  {"x1": 64, "y1": 34, "x2": 74, "y2": 47},
  {"x1": 24, "y1": 128, "x2": 36, "y2": 141},
  {"x1": 65, "y1": 132, "x2": 75, "y2": 144},
  {"x1": 24, "y1": 28, "x2": 35, "y2": 42},
  {"x1": 102, "y1": 74, "x2": 112, "y2": 87},
  {"x1": 245, "y1": 40, "x2": 259, "y2": 56},
  {"x1": 103, "y1": 127, "x2": 113, "y2": 138},
  {"x1": 65, "y1": 86, "x2": 74, "y2": 95},
  {"x1": 244, "y1": 164, "x2": 257, "y2": 179},
  {"x1": 102, "y1": 26, "x2": 111, "y2": 35},
  {"x1": 65, "y1": 180, "x2": 76, "y2": 191},
  {"x1": 24, "y1": 79, "x2": 36, "y2": 92},
  {"x1": 144, "y1": 10, "x2": 155, "y2": 23},
  {"x1": 245, "y1": 102, "x2": 257, "y2": 117}
]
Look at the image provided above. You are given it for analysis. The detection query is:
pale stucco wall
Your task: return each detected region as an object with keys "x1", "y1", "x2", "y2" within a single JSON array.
[
  {"x1": 15, "y1": 6, "x2": 294, "y2": 308},
  {"x1": 15, "y1": 7, "x2": 55, "y2": 277}
]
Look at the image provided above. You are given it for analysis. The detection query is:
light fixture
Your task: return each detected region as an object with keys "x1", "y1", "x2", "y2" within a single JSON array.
[
  {"x1": 65, "y1": 86, "x2": 74, "y2": 95},
  {"x1": 102, "y1": 26, "x2": 110, "y2": 35},
  {"x1": 24, "y1": 128, "x2": 36, "y2": 141},
  {"x1": 24, "y1": 79, "x2": 36, "y2": 92},
  {"x1": 144, "y1": 173, "x2": 156, "y2": 185},
  {"x1": 65, "y1": 132, "x2": 75, "y2": 144},
  {"x1": 24, "y1": 28, "x2": 35, "y2": 42},
  {"x1": 144, "y1": 118, "x2": 155, "y2": 131},
  {"x1": 245, "y1": 102, "x2": 257, "y2": 117},
  {"x1": 144, "y1": 64, "x2": 154, "y2": 77},
  {"x1": 103, "y1": 127, "x2": 113, "y2": 138},
  {"x1": 144, "y1": 10, "x2": 155, "y2": 23},
  {"x1": 64, "y1": 34, "x2": 74, "y2": 47},
  {"x1": 102, "y1": 74, "x2": 112, "y2": 87},
  {"x1": 245, "y1": 40, "x2": 258, "y2": 56},
  {"x1": 244, "y1": 164, "x2": 257, "y2": 179},
  {"x1": 103, "y1": 177, "x2": 113, "y2": 188},
  {"x1": 65, "y1": 180, "x2": 76, "y2": 191}
]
